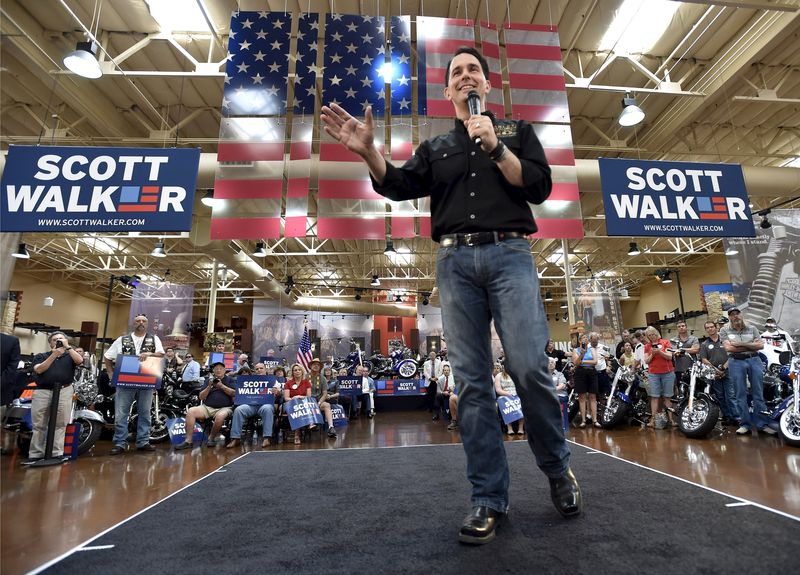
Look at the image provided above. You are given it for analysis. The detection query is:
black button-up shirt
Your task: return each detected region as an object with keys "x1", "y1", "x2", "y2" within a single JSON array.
[{"x1": 373, "y1": 114, "x2": 552, "y2": 242}]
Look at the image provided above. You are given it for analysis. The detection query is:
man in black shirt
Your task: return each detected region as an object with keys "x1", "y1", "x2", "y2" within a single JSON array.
[
  {"x1": 545, "y1": 340, "x2": 567, "y2": 372},
  {"x1": 321, "y1": 46, "x2": 580, "y2": 545},
  {"x1": 175, "y1": 361, "x2": 235, "y2": 450},
  {"x1": 26, "y1": 331, "x2": 83, "y2": 464}
]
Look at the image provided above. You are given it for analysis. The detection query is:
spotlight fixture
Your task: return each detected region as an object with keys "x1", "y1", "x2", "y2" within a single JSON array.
[
  {"x1": 233, "y1": 293, "x2": 244, "y2": 304},
  {"x1": 384, "y1": 239, "x2": 396, "y2": 256},
  {"x1": 284, "y1": 275, "x2": 294, "y2": 295},
  {"x1": 544, "y1": 291, "x2": 553, "y2": 302},
  {"x1": 63, "y1": 41, "x2": 102, "y2": 79},
  {"x1": 560, "y1": 302, "x2": 568, "y2": 309},
  {"x1": 118, "y1": 275, "x2": 141, "y2": 288},
  {"x1": 151, "y1": 241, "x2": 166, "y2": 258},
  {"x1": 618, "y1": 92, "x2": 645, "y2": 127},
  {"x1": 725, "y1": 246, "x2": 739, "y2": 256},
  {"x1": 627, "y1": 242, "x2": 641, "y2": 256},
  {"x1": 201, "y1": 190, "x2": 220, "y2": 207},
  {"x1": 421, "y1": 292, "x2": 430, "y2": 306},
  {"x1": 394, "y1": 294, "x2": 402, "y2": 303},
  {"x1": 354, "y1": 288, "x2": 363, "y2": 301},
  {"x1": 371, "y1": 274, "x2": 380, "y2": 287},
  {"x1": 655, "y1": 269, "x2": 673, "y2": 284},
  {"x1": 11, "y1": 243, "x2": 30, "y2": 259},
  {"x1": 563, "y1": 312, "x2": 569, "y2": 321},
  {"x1": 620, "y1": 289, "x2": 629, "y2": 299},
  {"x1": 43, "y1": 296, "x2": 54, "y2": 307},
  {"x1": 252, "y1": 241, "x2": 267, "y2": 257},
  {"x1": 759, "y1": 213, "x2": 772, "y2": 229}
]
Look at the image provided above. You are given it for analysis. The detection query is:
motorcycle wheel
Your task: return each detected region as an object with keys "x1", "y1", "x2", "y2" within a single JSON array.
[
  {"x1": 149, "y1": 410, "x2": 172, "y2": 443},
  {"x1": 397, "y1": 360, "x2": 418, "y2": 378},
  {"x1": 778, "y1": 400, "x2": 800, "y2": 447},
  {"x1": 599, "y1": 397, "x2": 629, "y2": 429},
  {"x1": 678, "y1": 396, "x2": 720, "y2": 438},
  {"x1": 76, "y1": 418, "x2": 103, "y2": 456}
]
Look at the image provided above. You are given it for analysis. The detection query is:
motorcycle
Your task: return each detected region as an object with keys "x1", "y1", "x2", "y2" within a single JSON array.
[
  {"x1": 672, "y1": 352, "x2": 721, "y2": 439},
  {"x1": 598, "y1": 363, "x2": 649, "y2": 428},
  {"x1": 369, "y1": 346, "x2": 418, "y2": 379},
  {"x1": 333, "y1": 342, "x2": 373, "y2": 376},
  {"x1": 772, "y1": 337, "x2": 799, "y2": 447},
  {"x1": 128, "y1": 369, "x2": 186, "y2": 443}
]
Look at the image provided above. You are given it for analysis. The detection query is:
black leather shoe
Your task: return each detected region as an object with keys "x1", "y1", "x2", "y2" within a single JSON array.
[
  {"x1": 137, "y1": 444, "x2": 156, "y2": 452},
  {"x1": 458, "y1": 506, "x2": 505, "y2": 545},
  {"x1": 549, "y1": 468, "x2": 583, "y2": 518},
  {"x1": 109, "y1": 445, "x2": 126, "y2": 456}
]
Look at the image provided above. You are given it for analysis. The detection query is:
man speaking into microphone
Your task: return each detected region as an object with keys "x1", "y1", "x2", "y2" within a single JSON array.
[{"x1": 321, "y1": 46, "x2": 581, "y2": 545}]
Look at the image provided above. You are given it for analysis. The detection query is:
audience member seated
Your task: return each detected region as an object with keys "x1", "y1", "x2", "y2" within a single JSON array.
[
  {"x1": 181, "y1": 352, "x2": 201, "y2": 390},
  {"x1": 324, "y1": 365, "x2": 352, "y2": 419},
  {"x1": 308, "y1": 358, "x2": 337, "y2": 438},
  {"x1": 283, "y1": 363, "x2": 312, "y2": 445},
  {"x1": 227, "y1": 362, "x2": 280, "y2": 449},
  {"x1": 494, "y1": 362, "x2": 525, "y2": 435},
  {"x1": 550, "y1": 357, "x2": 568, "y2": 400},
  {"x1": 175, "y1": 361, "x2": 235, "y2": 449},
  {"x1": 447, "y1": 385, "x2": 460, "y2": 431},
  {"x1": 354, "y1": 365, "x2": 375, "y2": 419},
  {"x1": 435, "y1": 363, "x2": 455, "y2": 422}
]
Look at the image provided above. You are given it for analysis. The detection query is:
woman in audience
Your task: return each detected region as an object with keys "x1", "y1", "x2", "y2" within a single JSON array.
[
  {"x1": 618, "y1": 341, "x2": 639, "y2": 369},
  {"x1": 572, "y1": 333, "x2": 599, "y2": 428},
  {"x1": 283, "y1": 363, "x2": 311, "y2": 444},
  {"x1": 643, "y1": 326, "x2": 676, "y2": 428},
  {"x1": 494, "y1": 362, "x2": 525, "y2": 435}
]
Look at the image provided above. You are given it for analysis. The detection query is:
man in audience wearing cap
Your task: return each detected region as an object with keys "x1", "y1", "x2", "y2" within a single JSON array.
[
  {"x1": 175, "y1": 360, "x2": 235, "y2": 449},
  {"x1": 227, "y1": 362, "x2": 280, "y2": 449},
  {"x1": 719, "y1": 307, "x2": 776, "y2": 436}
]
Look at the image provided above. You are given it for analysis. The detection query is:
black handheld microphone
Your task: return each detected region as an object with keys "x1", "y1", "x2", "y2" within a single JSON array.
[{"x1": 466, "y1": 90, "x2": 482, "y2": 146}]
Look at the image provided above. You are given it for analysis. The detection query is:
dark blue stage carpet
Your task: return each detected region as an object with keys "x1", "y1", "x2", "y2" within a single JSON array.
[{"x1": 41, "y1": 442, "x2": 795, "y2": 574}]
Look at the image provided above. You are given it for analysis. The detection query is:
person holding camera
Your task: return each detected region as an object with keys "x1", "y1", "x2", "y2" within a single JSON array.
[
  {"x1": 572, "y1": 334, "x2": 599, "y2": 428},
  {"x1": 175, "y1": 361, "x2": 235, "y2": 449},
  {"x1": 24, "y1": 331, "x2": 83, "y2": 464},
  {"x1": 643, "y1": 326, "x2": 676, "y2": 428}
]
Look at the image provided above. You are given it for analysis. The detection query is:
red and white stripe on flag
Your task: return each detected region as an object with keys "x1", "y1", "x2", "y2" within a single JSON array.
[
  {"x1": 388, "y1": 123, "x2": 419, "y2": 238},
  {"x1": 286, "y1": 119, "x2": 312, "y2": 237},
  {"x1": 211, "y1": 117, "x2": 285, "y2": 239},
  {"x1": 317, "y1": 121, "x2": 387, "y2": 240},
  {"x1": 417, "y1": 17, "x2": 475, "y2": 118},
  {"x1": 478, "y1": 22, "x2": 504, "y2": 117},
  {"x1": 504, "y1": 23, "x2": 569, "y2": 124}
]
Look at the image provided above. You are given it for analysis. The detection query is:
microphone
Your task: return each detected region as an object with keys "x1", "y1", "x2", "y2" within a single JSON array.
[{"x1": 467, "y1": 90, "x2": 482, "y2": 146}]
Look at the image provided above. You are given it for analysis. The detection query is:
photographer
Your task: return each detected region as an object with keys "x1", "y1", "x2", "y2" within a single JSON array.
[
  {"x1": 643, "y1": 326, "x2": 676, "y2": 428},
  {"x1": 175, "y1": 361, "x2": 234, "y2": 450},
  {"x1": 24, "y1": 332, "x2": 83, "y2": 465}
]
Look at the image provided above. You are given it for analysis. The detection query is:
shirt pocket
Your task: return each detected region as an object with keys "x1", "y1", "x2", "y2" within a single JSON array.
[{"x1": 429, "y1": 145, "x2": 465, "y2": 184}]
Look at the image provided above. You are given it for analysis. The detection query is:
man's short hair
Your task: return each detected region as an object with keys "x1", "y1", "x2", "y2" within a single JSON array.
[
  {"x1": 165, "y1": 346, "x2": 174, "y2": 352},
  {"x1": 704, "y1": 321, "x2": 716, "y2": 329},
  {"x1": 48, "y1": 331, "x2": 67, "y2": 344},
  {"x1": 444, "y1": 46, "x2": 490, "y2": 85}
]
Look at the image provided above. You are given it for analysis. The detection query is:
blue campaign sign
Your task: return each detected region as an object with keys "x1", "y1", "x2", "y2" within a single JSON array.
[
  {"x1": 235, "y1": 375, "x2": 277, "y2": 406},
  {"x1": 0, "y1": 145, "x2": 199, "y2": 232},
  {"x1": 285, "y1": 397, "x2": 324, "y2": 430},
  {"x1": 599, "y1": 158, "x2": 755, "y2": 237},
  {"x1": 391, "y1": 378, "x2": 422, "y2": 396},
  {"x1": 497, "y1": 396, "x2": 524, "y2": 425},
  {"x1": 112, "y1": 355, "x2": 162, "y2": 390},
  {"x1": 337, "y1": 376, "x2": 362, "y2": 397},
  {"x1": 331, "y1": 404, "x2": 349, "y2": 428},
  {"x1": 166, "y1": 417, "x2": 205, "y2": 445}
]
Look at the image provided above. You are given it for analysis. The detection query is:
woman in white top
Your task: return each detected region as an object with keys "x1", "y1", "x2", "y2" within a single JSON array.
[{"x1": 494, "y1": 363, "x2": 525, "y2": 435}]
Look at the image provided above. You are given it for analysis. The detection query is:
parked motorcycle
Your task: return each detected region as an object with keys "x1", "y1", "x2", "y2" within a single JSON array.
[
  {"x1": 773, "y1": 337, "x2": 799, "y2": 447},
  {"x1": 333, "y1": 342, "x2": 373, "y2": 376},
  {"x1": 672, "y1": 351, "x2": 721, "y2": 439},
  {"x1": 369, "y1": 346, "x2": 418, "y2": 379},
  {"x1": 598, "y1": 363, "x2": 647, "y2": 428}
]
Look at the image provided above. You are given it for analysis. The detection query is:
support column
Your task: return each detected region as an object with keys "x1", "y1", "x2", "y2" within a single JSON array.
[
  {"x1": 207, "y1": 260, "x2": 218, "y2": 336},
  {"x1": 561, "y1": 238, "x2": 576, "y2": 325}
]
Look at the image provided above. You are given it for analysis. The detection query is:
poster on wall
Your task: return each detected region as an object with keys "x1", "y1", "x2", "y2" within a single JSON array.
[
  {"x1": 129, "y1": 283, "x2": 194, "y2": 351},
  {"x1": 572, "y1": 280, "x2": 623, "y2": 345},
  {"x1": 700, "y1": 283, "x2": 735, "y2": 320},
  {"x1": 723, "y1": 209, "x2": 799, "y2": 334}
]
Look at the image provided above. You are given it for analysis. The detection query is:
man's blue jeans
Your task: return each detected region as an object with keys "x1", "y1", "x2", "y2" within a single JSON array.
[
  {"x1": 437, "y1": 237, "x2": 570, "y2": 514},
  {"x1": 710, "y1": 374, "x2": 737, "y2": 419},
  {"x1": 729, "y1": 356, "x2": 767, "y2": 429},
  {"x1": 113, "y1": 387, "x2": 154, "y2": 448},
  {"x1": 230, "y1": 404, "x2": 275, "y2": 439}
]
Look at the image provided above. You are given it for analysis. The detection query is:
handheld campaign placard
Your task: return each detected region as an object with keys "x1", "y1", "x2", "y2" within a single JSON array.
[
  {"x1": 166, "y1": 417, "x2": 205, "y2": 445},
  {"x1": 112, "y1": 355, "x2": 163, "y2": 390},
  {"x1": 497, "y1": 395, "x2": 524, "y2": 424},
  {"x1": 337, "y1": 376, "x2": 362, "y2": 397},
  {"x1": 208, "y1": 351, "x2": 236, "y2": 370},
  {"x1": 235, "y1": 375, "x2": 277, "y2": 406},
  {"x1": 331, "y1": 403, "x2": 349, "y2": 428},
  {"x1": 284, "y1": 397, "x2": 324, "y2": 430}
]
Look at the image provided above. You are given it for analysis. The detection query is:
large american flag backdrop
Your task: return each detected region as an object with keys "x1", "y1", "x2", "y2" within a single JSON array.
[{"x1": 211, "y1": 11, "x2": 582, "y2": 241}]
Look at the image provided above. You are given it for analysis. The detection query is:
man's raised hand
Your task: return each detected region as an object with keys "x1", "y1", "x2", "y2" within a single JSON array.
[{"x1": 320, "y1": 103, "x2": 375, "y2": 157}]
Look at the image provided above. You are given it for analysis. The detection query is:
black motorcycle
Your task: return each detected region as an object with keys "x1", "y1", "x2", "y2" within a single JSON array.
[{"x1": 672, "y1": 351, "x2": 721, "y2": 439}]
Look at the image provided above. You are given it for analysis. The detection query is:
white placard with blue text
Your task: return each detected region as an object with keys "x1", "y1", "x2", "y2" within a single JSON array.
[
  {"x1": 599, "y1": 158, "x2": 754, "y2": 237},
  {"x1": 0, "y1": 145, "x2": 199, "y2": 232}
]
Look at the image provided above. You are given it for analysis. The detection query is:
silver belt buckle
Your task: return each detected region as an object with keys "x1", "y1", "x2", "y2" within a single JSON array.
[
  {"x1": 441, "y1": 236, "x2": 456, "y2": 247},
  {"x1": 463, "y1": 233, "x2": 477, "y2": 247}
]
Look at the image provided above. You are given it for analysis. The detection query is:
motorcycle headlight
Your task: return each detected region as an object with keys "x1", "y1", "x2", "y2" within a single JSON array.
[{"x1": 95, "y1": 394, "x2": 105, "y2": 403}]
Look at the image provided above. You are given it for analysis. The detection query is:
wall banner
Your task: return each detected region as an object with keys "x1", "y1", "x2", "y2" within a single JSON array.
[
  {"x1": 599, "y1": 158, "x2": 754, "y2": 237},
  {"x1": 0, "y1": 145, "x2": 199, "y2": 232}
]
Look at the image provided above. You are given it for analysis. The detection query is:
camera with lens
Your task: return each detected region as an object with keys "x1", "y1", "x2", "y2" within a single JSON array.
[{"x1": 55, "y1": 340, "x2": 64, "y2": 348}]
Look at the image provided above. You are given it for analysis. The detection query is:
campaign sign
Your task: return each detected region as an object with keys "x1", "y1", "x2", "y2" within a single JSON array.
[
  {"x1": 330, "y1": 403, "x2": 349, "y2": 428},
  {"x1": 391, "y1": 378, "x2": 422, "y2": 396},
  {"x1": 0, "y1": 145, "x2": 199, "y2": 232},
  {"x1": 285, "y1": 397, "x2": 324, "y2": 430},
  {"x1": 337, "y1": 376, "x2": 362, "y2": 397},
  {"x1": 209, "y1": 352, "x2": 236, "y2": 370},
  {"x1": 166, "y1": 417, "x2": 205, "y2": 445},
  {"x1": 235, "y1": 375, "x2": 277, "y2": 406},
  {"x1": 112, "y1": 355, "x2": 162, "y2": 390},
  {"x1": 63, "y1": 421, "x2": 81, "y2": 460},
  {"x1": 261, "y1": 358, "x2": 283, "y2": 372},
  {"x1": 497, "y1": 396, "x2": 524, "y2": 424},
  {"x1": 599, "y1": 158, "x2": 754, "y2": 238}
]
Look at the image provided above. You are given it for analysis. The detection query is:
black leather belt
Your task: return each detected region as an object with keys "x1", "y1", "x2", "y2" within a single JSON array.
[
  {"x1": 732, "y1": 353, "x2": 756, "y2": 360},
  {"x1": 439, "y1": 231, "x2": 528, "y2": 247}
]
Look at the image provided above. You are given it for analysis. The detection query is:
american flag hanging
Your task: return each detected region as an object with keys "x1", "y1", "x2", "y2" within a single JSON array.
[{"x1": 296, "y1": 325, "x2": 314, "y2": 373}]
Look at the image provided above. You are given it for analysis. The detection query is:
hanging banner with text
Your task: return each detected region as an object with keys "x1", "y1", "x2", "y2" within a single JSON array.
[
  {"x1": 0, "y1": 145, "x2": 200, "y2": 232},
  {"x1": 599, "y1": 158, "x2": 754, "y2": 237}
]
